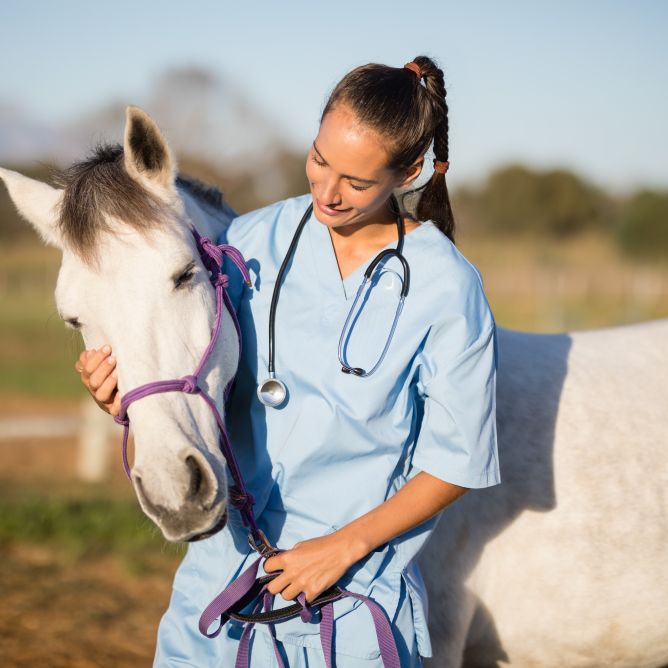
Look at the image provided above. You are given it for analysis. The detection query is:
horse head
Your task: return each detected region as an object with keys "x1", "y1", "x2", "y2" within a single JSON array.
[{"x1": 0, "y1": 106, "x2": 240, "y2": 542}]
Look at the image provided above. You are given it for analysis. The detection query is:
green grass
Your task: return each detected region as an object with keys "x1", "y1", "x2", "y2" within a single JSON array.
[{"x1": 0, "y1": 482, "x2": 185, "y2": 573}]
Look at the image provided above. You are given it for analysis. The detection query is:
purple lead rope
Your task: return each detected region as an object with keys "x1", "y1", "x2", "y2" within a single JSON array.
[{"x1": 113, "y1": 227, "x2": 400, "y2": 667}]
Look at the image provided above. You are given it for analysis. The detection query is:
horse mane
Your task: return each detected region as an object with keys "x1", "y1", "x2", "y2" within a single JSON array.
[
  {"x1": 55, "y1": 143, "x2": 227, "y2": 264},
  {"x1": 175, "y1": 174, "x2": 226, "y2": 212}
]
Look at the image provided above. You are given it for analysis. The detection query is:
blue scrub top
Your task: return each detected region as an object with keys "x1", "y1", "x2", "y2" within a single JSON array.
[{"x1": 168, "y1": 194, "x2": 501, "y2": 661}]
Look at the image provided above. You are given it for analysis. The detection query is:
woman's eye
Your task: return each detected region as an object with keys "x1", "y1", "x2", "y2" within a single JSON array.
[
  {"x1": 311, "y1": 155, "x2": 326, "y2": 167},
  {"x1": 350, "y1": 183, "x2": 371, "y2": 192}
]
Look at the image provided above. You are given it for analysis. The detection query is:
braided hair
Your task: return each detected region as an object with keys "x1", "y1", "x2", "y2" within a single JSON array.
[{"x1": 321, "y1": 55, "x2": 455, "y2": 242}]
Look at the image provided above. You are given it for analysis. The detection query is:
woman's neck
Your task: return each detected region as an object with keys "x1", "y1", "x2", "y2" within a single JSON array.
[
  {"x1": 329, "y1": 201, "x2": 416, "y2": 246},
  {"x1": 326, "y1": 204, "x2": 419, "y2": 281}
]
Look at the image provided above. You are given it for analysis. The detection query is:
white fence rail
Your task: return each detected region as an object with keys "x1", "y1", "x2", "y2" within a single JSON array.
[{"x1": 0, "y1": 400, "x2": 115, "y2": 482}]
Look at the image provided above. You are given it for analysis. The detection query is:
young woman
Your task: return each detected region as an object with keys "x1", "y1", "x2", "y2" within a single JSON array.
[{"x1": 76, "y1": 55, "x2": 501, "y2": 666}]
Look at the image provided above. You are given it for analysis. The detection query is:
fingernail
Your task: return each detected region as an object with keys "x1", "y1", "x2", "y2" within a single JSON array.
[
  {"x1": 102, "y1": 345, "x2": 111, "y2": 354},
  {"x1": 107, "y1": 356, "x2": 116, "y2": 365}
]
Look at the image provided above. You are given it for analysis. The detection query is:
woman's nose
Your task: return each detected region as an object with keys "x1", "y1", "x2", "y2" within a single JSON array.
[{"x1": 320, "y1": 176, "x2": 342, "y2": 206}]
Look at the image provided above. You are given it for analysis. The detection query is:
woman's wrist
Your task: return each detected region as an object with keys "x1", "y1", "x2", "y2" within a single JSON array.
[{"x1": 333, "y1": 523, "x2": 375, "y2": 568}]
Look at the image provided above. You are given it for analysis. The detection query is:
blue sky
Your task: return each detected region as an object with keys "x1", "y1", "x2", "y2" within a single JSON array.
[{"x1": 1, "y1": 0, "x2": 666, "y2": 193}]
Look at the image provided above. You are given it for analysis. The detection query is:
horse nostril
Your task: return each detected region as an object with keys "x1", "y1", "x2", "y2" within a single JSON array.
[{"x1": 185, "y1": 455, "x2": 204, "y2": 500}]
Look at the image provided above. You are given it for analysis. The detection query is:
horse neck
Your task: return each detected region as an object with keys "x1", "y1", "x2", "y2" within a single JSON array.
[{"x1": 179, "y1": 187, "x2": 236, "y2": 244}]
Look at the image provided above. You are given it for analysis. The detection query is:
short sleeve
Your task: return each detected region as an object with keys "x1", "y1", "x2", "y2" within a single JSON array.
[{"x1": 412, "y1": 278, "x2": 501, "y2": 489}]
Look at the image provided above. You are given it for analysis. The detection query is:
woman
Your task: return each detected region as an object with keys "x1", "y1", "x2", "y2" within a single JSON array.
[{"x1": 77, "y1": 56, "x2": 501, "y2": 666}]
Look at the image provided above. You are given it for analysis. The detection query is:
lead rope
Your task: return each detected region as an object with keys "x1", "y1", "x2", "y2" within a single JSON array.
[{"x1": 113, "y1": 227, "x2": 400, "y2": 667}]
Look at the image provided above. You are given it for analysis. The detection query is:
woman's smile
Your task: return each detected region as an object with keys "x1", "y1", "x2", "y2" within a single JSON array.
[{"x1": 314, "y1": 198, "x2": 352, "y2": 217}]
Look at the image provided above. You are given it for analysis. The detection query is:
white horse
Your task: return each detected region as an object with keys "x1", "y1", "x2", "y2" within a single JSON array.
[{"x1": 2, "y1": 107, "x2": 667, "y2": 668}]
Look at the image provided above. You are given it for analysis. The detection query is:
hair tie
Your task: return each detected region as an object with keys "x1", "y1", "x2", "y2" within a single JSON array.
[
  {"x1": 433, "y1": 159, "x2": 450, "y2": 175},
  {"x1": 404, "y1": 62, "x2": 422, "y2": 80}
]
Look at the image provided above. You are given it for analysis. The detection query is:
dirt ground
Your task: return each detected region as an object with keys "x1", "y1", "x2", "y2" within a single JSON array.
[
  {"x1": 0, "y1": 396, "x2": 181, "y2": 667},
  {"x1": 0, "y1": 544, "x2": 176, "y2": 668}
]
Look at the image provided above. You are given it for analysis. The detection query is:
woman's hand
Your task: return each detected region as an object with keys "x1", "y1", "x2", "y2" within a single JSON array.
[
  {"x1": 263, "y1": 531, "x2": 366, "y2": 603},
  {"x1": 75, "y1": 345, "x2": 121, "y2": 416},
  {"x1": 263, "y1": 473, "x2": 468, "y2": 604}
]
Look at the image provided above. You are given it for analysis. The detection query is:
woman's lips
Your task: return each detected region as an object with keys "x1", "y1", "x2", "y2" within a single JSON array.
[{"x1": 315, "y1": 199, "x2": 350, "y2": 217}]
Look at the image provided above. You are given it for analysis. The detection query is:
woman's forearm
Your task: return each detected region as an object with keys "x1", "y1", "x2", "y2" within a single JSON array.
[{"x1": 337, "y1": 471, "x2": 470, "y2": 565}]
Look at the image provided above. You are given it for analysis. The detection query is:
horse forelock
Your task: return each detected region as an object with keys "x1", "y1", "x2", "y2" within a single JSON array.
[
  {"x1": 55, "y1": 144, "x2": 229, "y2": 265},
  {"x1": 55, "y1": 143, "x2": 167, "y2": 264}
]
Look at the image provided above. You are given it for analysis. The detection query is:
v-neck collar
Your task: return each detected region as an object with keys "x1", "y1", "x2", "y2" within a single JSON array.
[{"x1": 306, "y1": 205, "x2": 430, "y2": 301}]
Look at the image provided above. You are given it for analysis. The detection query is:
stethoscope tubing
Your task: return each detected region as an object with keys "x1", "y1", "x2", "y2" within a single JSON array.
[{"x1": 267, "y1": 203, "x2": 314, "y2": 374}]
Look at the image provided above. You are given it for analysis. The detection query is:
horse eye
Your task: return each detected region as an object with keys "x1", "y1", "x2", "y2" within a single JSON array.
[
  {"x1": 64, "y1": 317, "x2": 82, "y2": 330},
  {"x1": 173, "y1": 262, "x2": 196, "y2": 289}
]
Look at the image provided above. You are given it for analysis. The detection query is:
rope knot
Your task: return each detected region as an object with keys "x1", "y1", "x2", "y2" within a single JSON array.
[
  {"x1": 198, "y1": 236, "x2": 223, "y2": 274},
  {"x1": 181, "y1": 374, "x2": 200, "y2": 394},
  {"x1": 229, "y1": 485, "x2": 255, "y2": 511},
  {"x1": 214, "y1": 273, "x2": 229, "y2": 289}
]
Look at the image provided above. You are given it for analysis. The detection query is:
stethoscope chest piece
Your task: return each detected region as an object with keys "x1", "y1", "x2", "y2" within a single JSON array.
[{"x1": 257, "y1": 373, "x2": 287, "y2": 408}]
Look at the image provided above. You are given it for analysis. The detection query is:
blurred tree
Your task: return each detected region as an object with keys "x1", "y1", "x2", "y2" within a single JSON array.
[
  {"x1": 472, "y1": 164, "x2": 611, "y2": 238},
  {"x1": 177, "y1": 148, "x2": 307, "y2": 216},
  {"x1": 615, "y1": 189, "x2": 668, "y2": 261}
]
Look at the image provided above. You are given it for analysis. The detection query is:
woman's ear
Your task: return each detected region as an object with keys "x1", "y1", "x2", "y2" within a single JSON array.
[{"x1": 398, "y1": 158, "x2": 424, "y2": 188}]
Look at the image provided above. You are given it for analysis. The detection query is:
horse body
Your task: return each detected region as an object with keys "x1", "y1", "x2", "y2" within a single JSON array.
[
  {"x1": 421, "y1": 320, "x2": 668, "y2": 667},
  {"x1": 2, "y1": 107, "x2": 667, "y2": 666}
]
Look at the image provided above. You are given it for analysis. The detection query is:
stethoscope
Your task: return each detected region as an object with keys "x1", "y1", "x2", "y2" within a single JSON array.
[{"x1": 257, "y1": 196, "x2": 411, "y2": 408}]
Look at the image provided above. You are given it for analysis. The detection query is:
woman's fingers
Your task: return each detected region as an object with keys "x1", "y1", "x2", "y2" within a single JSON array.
[
  {"x1": 266, "y1": 572, "x2": 290, "y2": 596},
  {"x1": 89, "y1": 355, "x2": 116, "y2": 391},
  {"x1": 74, "y1": 346, "x2": 122, "y2": 416},
  {"x1": 109, "y1": 388, "x2": 122, "y2": 417},
  {"x1": 280, "y1": 583, "x2": 304, "y2": 602},
  {"x1": 94, "y1": 369, "x2": 118, "y2": 403},
  {"x1": 82, "y1": 346, "x2": 111, "y2": 380},
  {"x1": 74, "y1": 350, "x2": 88, "y2": 373}
]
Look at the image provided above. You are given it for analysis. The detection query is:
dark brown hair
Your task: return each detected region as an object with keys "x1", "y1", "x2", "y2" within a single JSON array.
[{"x1": 321, "y1": 55, "x2": 454, "y2": 242}]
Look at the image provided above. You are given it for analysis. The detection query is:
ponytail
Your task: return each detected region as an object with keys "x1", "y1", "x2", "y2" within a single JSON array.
[{"x1": 410, "y1": 56, "x2": 455, "y2": 242}]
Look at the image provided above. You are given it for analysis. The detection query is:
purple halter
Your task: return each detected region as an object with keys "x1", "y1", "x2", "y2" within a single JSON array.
[
  {"x1": 112, "y1": 226, "x2": 401, "y2": 667},
  {"x1": 112, "y1": 227, "x2": 268, "y2": 549}
]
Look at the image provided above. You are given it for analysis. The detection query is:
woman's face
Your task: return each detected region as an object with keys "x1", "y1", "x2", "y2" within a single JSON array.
[{"x1": 306, "y1": 104, "x2": 417, "y2": 230}]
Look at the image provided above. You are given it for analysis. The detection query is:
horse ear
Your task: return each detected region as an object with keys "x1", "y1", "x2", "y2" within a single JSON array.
[
  {"x1": 0, "y1": 167, "x2": 63, "y2": 248},
  {"x1": 123, "y1": 106, "x2": 176, "y2": 191}
]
